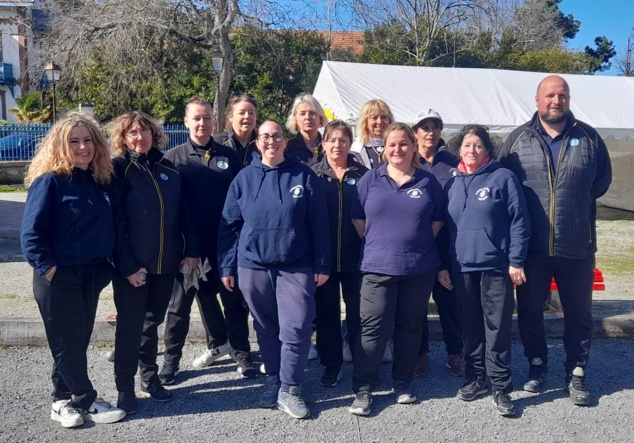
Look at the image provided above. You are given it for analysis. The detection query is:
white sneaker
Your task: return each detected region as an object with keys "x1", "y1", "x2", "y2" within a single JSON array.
[
  {"x1": 81, "y1": 397, "x2": 126, "y2": 424},
  {"x1": 308, "y1": 343, "x2": 319, "y2": 360},
  {"x1": 342, "y1": 341, "x2": 353, "y2": 363},
  {"x1": 50, "y1": 400, "x2": 83, "y2": 428},
  {"x1": 192, "y1": 342, "x2": 233, "y2": 368},
  {"x1": 383, "y1": 339, "x2": 393, "y2": 363}
]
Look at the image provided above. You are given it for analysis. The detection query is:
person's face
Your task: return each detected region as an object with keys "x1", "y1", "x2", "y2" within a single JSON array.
[
  {"x1": 323, "y1": 129, "x2": 351, "y2": 163},
  {"x1": 367, "y1": 109, "x2": 391, "y2": 138},
  {"x1": 230, "y1": 101, "x2": 257, "y2": 136},
  {"x1": 70, "y1": 126, "x2": 95, "y2": 171},
  {"x1": 125, "y1": 122, "x2": 153, "y2": 154},
  {"x1": 384, "y1": 130, "x2": 415, "y2": 169},
  {"x1": 459, "y1": 133, "x2": 488, "y2": 171},
  {"x1": 184, "y1": 103, "x2": 213, "y2": 142},
  {"x1": 296, "y1": 103, "x2": 319, "y2": 135},
  {"x1": 256, "y1": 122, "x2": 287, "y2": 165},
  {"x1": 536, "y1": 77, "x2": 570, "y2": 125},
  {"x1": 414, "y1": 120, "x2": 442, "y2": 152}
]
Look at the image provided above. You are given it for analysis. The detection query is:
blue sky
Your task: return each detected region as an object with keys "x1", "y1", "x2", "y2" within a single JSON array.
[{"x1": 562, "y1": 0, "x2": 634, "y2": 75}]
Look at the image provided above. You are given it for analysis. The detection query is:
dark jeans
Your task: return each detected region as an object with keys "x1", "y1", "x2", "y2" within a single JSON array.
[
  {"x1": 238, "y1": 266, "x2": 316, "y2": 390},
  {"x1": 33, "y1": 261, "x2": 112, "y2": 410},
  {"x1": 352, "y1": 272, "x2": 434, "y2": 393},
  {"x1": 419, "y1": 279, "x2": 463, "y2": 355},
  {"x1": 516, "y1": 254, "x2": 595, "y2": 373},
  {"x1": 315, "y1": 271, "x2": 361, "y2": 368},
  {"x1": 113, "y1": 273, "x2": 175, "y2": 391},
  {"x1": 453, "y1": 271, "x2": 514, "y2": 393},
  {"x1": 163, "y1": 269, "x2": 251, "y2": 363}
]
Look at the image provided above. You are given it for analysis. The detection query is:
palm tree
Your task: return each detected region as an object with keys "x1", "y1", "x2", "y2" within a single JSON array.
[{"x1": 10, "y1": 92, "x2": 52, "y2": 123}]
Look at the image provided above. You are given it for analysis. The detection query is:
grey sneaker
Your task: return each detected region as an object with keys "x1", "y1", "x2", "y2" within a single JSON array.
[
  {"x1": 493, "y1": 391, "x2": 516, "y2": 417},
  {"x1": 259, "y1": 375, "x2": 281, "y2": 408},
  {"x1": 349, "y1": 391, "x2": 372, "y2": 416},
  {"x1": 565, "y1": 367, "x2": 591, "y2": 406},
  {"x1": 458, "y1": 378, "x2": 489, "y2": 401},
  {"x1": 394, "y1": 381, "x2": 417, "y2": 404},
  {"x1": 276, "y1": 386, "x2": 310, "y2": 419},
  {"x1": 50, "y1": 399, "x2": 83, "y2": 428},
  {"x1": 523, "y1": 358, "x2": 548, "y2": 393},
  {"x1": 192, "y1": 342, "x2": 233, "y2": 368}
]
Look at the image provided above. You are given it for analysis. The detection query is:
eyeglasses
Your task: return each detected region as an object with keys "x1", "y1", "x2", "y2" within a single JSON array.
[
  {"x1": 258, "y1": 133, "x2": 285, "y2": 143},
  {"x1": 126, "y1": 128, "x2": 152, "y2": 139}
]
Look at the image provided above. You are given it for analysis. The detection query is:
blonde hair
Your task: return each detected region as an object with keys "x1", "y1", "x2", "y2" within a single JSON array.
[
  {"x1": 25, "y1": 113, "x2": 112, "y2": 186},
  {"x1": 381, "y1": 122, "x2": 421, "y2": 169},
  {"x1": 285, "y1": 93, "x2": 328, "y2": 134},
  {"x1": 108, "y1": 111, "x2": 167, "y2": 156},
  {"x1": 357, "y1": 99, "x2": 394, "y2": 145}
]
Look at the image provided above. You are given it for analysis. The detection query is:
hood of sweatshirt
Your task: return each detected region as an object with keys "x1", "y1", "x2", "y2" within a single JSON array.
[{"x1": 248, "y1": 154, "x2": 301, "y2": 202}]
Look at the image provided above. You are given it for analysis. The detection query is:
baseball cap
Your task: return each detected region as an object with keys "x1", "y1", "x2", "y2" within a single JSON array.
[{"x1": 413, "y1": 109, "x2": 443, "y2": 130}]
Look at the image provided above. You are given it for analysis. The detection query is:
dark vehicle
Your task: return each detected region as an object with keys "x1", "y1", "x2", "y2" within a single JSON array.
[{"x1": 0, "y1": 133, "x2": 45, "y2": 161}]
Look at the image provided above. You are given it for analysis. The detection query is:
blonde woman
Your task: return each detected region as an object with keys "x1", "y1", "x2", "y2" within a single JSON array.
[
  {"x1": 351, "y1": 99, "x2": 394, "y2": 169},
  {"x1": 285, "y1": 93, "x2": 328, "y2": 166},
  {"x1": 21, "y1": 113, "x2": 125, "y2": 428}
]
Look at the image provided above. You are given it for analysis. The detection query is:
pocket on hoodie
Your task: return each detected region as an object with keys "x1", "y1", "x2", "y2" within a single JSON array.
[
  {"x1": 455, "y1": 228, "x2": 503, "y2": 268},
  {"x1": 243, "y1": 228, "x2": 306, "y2": 265}
]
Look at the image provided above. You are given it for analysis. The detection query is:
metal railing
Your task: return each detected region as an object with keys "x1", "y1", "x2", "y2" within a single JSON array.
[{"x1": 0, "y1": 123, "x2": 190, "y2": 161}]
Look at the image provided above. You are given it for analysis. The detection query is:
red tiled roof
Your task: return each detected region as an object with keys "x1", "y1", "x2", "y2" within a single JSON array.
[{"x1": 317, "y1": 31, "x2": 364, "y2": 55}]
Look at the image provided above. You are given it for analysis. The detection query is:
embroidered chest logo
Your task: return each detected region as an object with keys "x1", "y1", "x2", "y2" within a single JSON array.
[
  {"x1": 217, "y1": 160, "x2": 229, "y2": 170},
  {"x1": 570, "y1": 138, "x2": 579, "y2": 147},
  {"x1": 475, "y1": 187, "x2": 491, "y2": 201},
  {"x1": 160, "y1": 173, "x2": 169, "y2": 181},
  {"x1": 407, "y1": 189, "x2": 423, "y2": 199},
  {"x1": 290, "y1": 185, "x2": 304, "y2": 198},
  {"x1": 346, "y1": 178, "x2": 357, "y2": 186},
  {"x1": 449, "y1": 168, "x2": 459, "y2": 177}
]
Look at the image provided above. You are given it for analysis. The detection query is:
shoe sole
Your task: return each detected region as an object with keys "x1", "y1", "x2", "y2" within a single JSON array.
[
  {"x1": 349, "y1": 398, "x2": 372, "y2": 416},
  {"x1": 523, "y1": 381, "x2": 544, "y2": 393},
  {"x1": 139, "y1": 391, "x2": 172, "y2": 403},
  {"x1": 497, "y1": 407, "x2": 516, "y2": 417},
  {"x1": 458, "y1": 388, "x2": 489, "y2": 402},
  {"x1": 50, "y1": 410, "x2": 84, "y2": 428},
  {"x1": 159, "y1": 370, "x2": 180, "y2": 386},
  {"x1": 82, "y1": 410, "x2": 127, "y2": 424},
  {"x1": 566, "y1": 388, "x2": 591, "y2": 406},
  {"x1": 396, "y1": 395, "x2": 417, "y2": 404},
  {"x1": 238, "y1": 368, "x2": 258, "y2": 379},
  {"x1": 276, "y1": 401, "x2": 310, "y2": 419}
]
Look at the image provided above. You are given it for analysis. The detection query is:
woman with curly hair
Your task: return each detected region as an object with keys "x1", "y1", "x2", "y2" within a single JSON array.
[
  {"x1": 107, "y1": 111, "x2": 198, "y2": 414},
  {"x1": 21, "y1": 113, "x2": 126, "y2": 428}
]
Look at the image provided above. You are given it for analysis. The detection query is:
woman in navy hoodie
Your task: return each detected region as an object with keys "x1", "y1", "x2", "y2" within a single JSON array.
[
  {"x1": 218, "y1": 120, "x2": 330, "y2": 420},
  {"x1": 443, "y1": 125, "x2": 530, "y2": 417}
]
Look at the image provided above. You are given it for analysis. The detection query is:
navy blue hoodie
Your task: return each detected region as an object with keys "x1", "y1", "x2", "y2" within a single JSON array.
[
  {"x1": 218, "y1": 154, "x2": 331, "y2": 277},
  {"x1": 445, "y1": 159, "x2": 530, "y2": 273}
]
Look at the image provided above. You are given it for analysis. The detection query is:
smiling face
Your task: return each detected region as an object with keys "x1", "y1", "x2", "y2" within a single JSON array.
[
  {"x1": 125, "y1": 122, "x2": 153, "y2": 154},
  {"x1": 70, "y1": 125, "x2": 95, "y2": 170},
  {"x1": 367, "y1": 110, "x2": 391, "y2": 138},
  {"x1": 256, "y1": 121, "x2": 287, "y2": 166},
  {"x1": 184, "y1": 103, "x2": 213, "y2": 145},
  {"x1": 384, "y1": 129, "x2": 416, "y2": 170},
  {"x1": 414, "y1": 119, "x2": 442, "y2": 153},
  {"x1": 536, "y1": 76, "x2": 570, "y2": 126},
  {"x1": 459, "y1": 133, "x2": 488, "y2": 172},
  {"x1": 323, "y1": 129, "x2": 351, "y2": 163},
  {"x1": 229, "y1": 100, "x2": 257, "y2": 137}
]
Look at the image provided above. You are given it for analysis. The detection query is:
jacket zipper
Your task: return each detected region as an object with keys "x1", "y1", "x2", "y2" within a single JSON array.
[
  {"x1": 147, "y1": 166, "x2": 165, "y2": 273},
  {"x1": 337, "y1": 177, "x2": 344, "y2": 273}
]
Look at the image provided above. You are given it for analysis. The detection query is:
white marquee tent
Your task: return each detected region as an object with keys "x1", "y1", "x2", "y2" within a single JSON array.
[{"x1": 313, "y1": 61, "x2": 634, "y2": 211}]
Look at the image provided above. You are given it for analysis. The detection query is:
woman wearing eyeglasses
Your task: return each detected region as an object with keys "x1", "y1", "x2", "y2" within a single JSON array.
[
  {"x1": 285, "y1": 93, "x2": 329, "y2": 166},
  {"x1": 218, "y1": 120, "x2": 330, "y2": 420},
  {"x1": 107, "y1": 112, "x2": 198, "y2": 414}
]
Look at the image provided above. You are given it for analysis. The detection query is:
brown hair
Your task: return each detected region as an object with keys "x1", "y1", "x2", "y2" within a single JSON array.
[
  {"x1": 224, "y1": 93, "x2": 259, "y2": 131},
  {"x1": 185, "y1": 95, "x2": 212, "y2": 115},
  {"x1": 108, "y1": 111, "x2": 168, "y2": 156},
  {"x1": 323, "y1": 120, "x2": 353, "y2": 143}
]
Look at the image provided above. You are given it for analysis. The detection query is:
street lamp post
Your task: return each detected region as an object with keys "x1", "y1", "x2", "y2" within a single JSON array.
[
  {"x1": 211, "y1": 51, "x2": 224, "y2": 131},
  {"x1": 44, "y1": 62, "x2": 62, "y2": 123}
]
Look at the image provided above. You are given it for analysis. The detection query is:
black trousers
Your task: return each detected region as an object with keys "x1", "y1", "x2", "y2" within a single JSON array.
[
  {"x1": 315, "y1": 271, "x2": 361, "y2": 368},
  {"x1": 352, "y1": 272, "x2": 434, "y2": 393},
  {"x1": 163, "y1": 269, "x2": 251, "y2": 362},
  {"x1": 113, "y1": 273, "x2": 175, "y2": 392},
  {"x1": 33, "y1": 261, "x2": 112, "y2": 410},
  {"x1": 516, "y1": 254, "x2": 594, "y2": 374},
  {"x1": 453, "y1": 271, "x2": 514, "y2": 393},
  {"x1": 419, "y1": 279, "x2": 463, "y2": 355}
]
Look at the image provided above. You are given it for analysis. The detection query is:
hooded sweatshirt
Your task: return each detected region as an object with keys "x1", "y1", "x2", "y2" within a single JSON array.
[
  {"x1": 445, "y1": 159, "x2": 531, "y2": 273},
  {"x1": 218, "y1": 154, "x2": 331, "y2": 277}
]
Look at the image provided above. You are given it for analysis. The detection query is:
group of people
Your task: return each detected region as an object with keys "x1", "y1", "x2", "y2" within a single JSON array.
[{"x1": 20, "y1": 74, "x2": 611, "y2": 428}]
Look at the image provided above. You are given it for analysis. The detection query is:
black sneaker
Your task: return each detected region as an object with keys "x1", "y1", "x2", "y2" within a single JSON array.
[
  {"x1": 117, "y1": 391, "x2": 138, "y2": 415},
  {"x1": 320, "y1": 366, "x2": 343, "y2": 387},
  {"x1": 457, "y1": 378, "x2": 488, "y2": 401},
  {"x1": 159, "y1": 359, "x2": 180, "y2": 386},
  {"x1": 523, "y1": 357, "x2": 548, "y2": 393},
  {"x1": 235, "y1": 356, "x2": 258, "y2": 379},
  {"x1": 492, "y1": 391, "x2": 515, "y2": 417},
  {"x1": 140, "y1": 380, "x2": 172, "y2": 402},
  {"x1": 565, "y1": 367, "x2": 591, "y2": 406}
]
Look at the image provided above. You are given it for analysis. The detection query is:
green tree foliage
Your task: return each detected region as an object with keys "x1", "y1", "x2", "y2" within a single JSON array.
[
  {"x1": 10, "y1": 92, "x2": 51, "y2": 123},
  {"x1": 585, "y1": 36, "x2": 616, "y2": 74}
]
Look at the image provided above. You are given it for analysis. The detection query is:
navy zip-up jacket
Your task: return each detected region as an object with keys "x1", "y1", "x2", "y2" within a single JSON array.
[
  {"x1": 218, "y1": 154, "x2": 331, "y2": 277},
  {"x1": 21, "y1": 169, "x2": 114, "y2": 276},
  {"x1": 445, "y1": 159, "x2": 531, "y2": 273},
  {"x1": 213, "y1": 129, "x2": 258, "y2": 166},
  {"x1": 286, "y1": 134, "x2": 323, "y2": 167}
]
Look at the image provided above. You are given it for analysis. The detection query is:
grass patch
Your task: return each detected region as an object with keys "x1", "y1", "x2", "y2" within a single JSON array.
[
  {"x1": 0, "y1": 185, "x2": 25, "y2": 192},
  {"x1": 596, "y1": 246, "x2": 634, "y2": 274}
]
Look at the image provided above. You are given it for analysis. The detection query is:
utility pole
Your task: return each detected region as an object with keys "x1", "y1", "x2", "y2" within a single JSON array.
[{"x1": 627, "y1": 37, "x2": 632, "y2": 77}]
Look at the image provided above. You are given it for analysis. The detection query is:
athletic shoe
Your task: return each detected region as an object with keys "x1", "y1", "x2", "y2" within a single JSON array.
[
  {"x1": 382, "y1": 339, "x2": 393, "y2": 363},
  {"x1": 393, "y1": 381, "x2": 416, "y2": 404},
  {"x1": 260, "y1": 363, "x2": 266, "y2": 374},
  {"x1": 523, "y1": 357, "x2": 548, "y2": 393},
  {"x1": 192, "y1": 342, "x2": 233, "y2": 368},
  {"x1": 277, "y1": 386, "x2": 310, "y2": 419},
  {"x1": 80, "y1": 397, "x2": 126, "y2": 424},
  {"x1": 320, "y1": 366, "x2": 343, "y2": 387},
  {"x1": 342, "y1": 341, "x2": 353, "y2": 363},
  {"x1": 565, "y1": 367, "x2": 591, "y2": 406},
  {"x1": 140, "y1": 380, "x2": 172, "y2": 402},
  {"x1": 413, "y1": 353, "x2": 429, "y2": 378},
  {"x1": 349, "y1": 391, "x2": 372, "y2": 416},
  {"x1": 235, "y1": 355, "x2": 258, "y2": 379},
  {"x1": 159, "y1": 359, "x2": 180, "y2": 385},
  {"x1": 308, "y1": 343, "x2": 319, "y2": 360},
  {"x1": 116, "y1": 391, "x2": 137, "y2": 415},
  {"x1": 259, "y1": 375, "x2": 281, "y2": 408},
  {"x1": 457, "y1": 378, "x2": 489, "y2": 401},
  {"x1": 446, "y1": 354, "x2": 465, "y2": 377},
  {"x1": 493, "y1": 391, "x2": 515, "y2": 417},
  {"x1": 50, "y1": 399, "x2": 83, "y2": 428},
  {"x1": 105, "y1": 350, "x2": 115, "y2": 363}
]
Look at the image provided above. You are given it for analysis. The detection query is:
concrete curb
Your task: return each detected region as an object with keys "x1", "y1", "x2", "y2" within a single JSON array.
[{"x1": 1, "y1": 314, "x2": 633, "y2": 346}]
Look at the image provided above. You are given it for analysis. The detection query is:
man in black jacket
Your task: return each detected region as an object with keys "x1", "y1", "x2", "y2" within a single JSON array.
[
  {"x1": 497, "y1": 75, "x2": 612, "y2": 406},
  {"x1": 160, "y1": 96, "x2": 256, "y2": 384}
]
